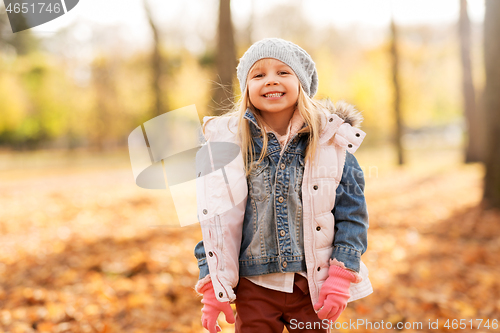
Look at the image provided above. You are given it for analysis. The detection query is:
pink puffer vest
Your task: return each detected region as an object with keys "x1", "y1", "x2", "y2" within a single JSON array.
[{"x1": 195, "y1": 102, "x2": 373, "y2": 307}]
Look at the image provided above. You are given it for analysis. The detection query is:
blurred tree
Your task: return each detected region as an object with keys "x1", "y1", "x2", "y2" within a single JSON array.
[
  {"x1": 0, "y1": 9, "x2": 4, "y2": 45},
  {"x1": 460, "y1": 0, "x2": 482, "y2": 163},
  {"x1": 256, "y1": 0, "x2": 313, "y2": 49},
  {"x1": 143, "y1": 0, "x2": 166, "y2": 117},
  {"x1": 90, "y1": 57, "x2": 118, "y2": 150},
  {"x1": 244, "y1": 0, "x2": 255, "y2": 47},
  {"x1": 0, "y1": 10, "x2": 38, "y2": 55},
  {"x1": 212, "y1": 0, "x2": 236, "y2": 115},
  {"x1": 483, "y1": 0, "x2": 500, "y2": 208},
  {"x1": 390, "y1": 16, "x2": 404, "y2": 165}
]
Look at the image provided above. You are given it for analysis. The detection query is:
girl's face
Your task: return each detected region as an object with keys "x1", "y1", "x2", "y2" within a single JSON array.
[{"x1": 247, "y1": 58, "x2": 300, "y2": 116}]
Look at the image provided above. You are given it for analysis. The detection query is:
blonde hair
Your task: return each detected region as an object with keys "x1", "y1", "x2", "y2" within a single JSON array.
[{"x1": 203, "y1": 60, "x2": 327, "y2": 176}]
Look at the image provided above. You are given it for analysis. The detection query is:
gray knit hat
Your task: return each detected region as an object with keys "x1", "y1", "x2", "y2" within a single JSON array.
[{"x1": 236, "y1": 38, "x2": 319, "y2": 98}]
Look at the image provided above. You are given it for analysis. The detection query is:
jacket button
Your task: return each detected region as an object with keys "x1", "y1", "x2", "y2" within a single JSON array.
[
  {"x1": 316, "y1": 226, "x2": 321, "y2": 231},
  {"x1": 348, "y1": 144, "x2": 353, "y2": 148},
  {"x1": 203, "y1": 209, "x2": 208, "y2": 215},
  {"x1": 208, "y1": 251, "x2": 213, "y2": 257},
  {"x1": 280, "y1": 230, "x2": 286, "y2": 236},
  {"x1": 356, "y1": 133, "x2": 360, "y2": 137},
  {"x1": 317, "y1": 267, "x2": 321, "y2": 271},
  {"x1": 219, "y1": 292, "x2": 223, "y2": 298},
  {"x1": 280, "y1": 163, "x2": 286, "y2": 170},
  {"x1": 313, "y1": 185, "x2": 318, "y2": 190},
  {"x1": 282, "y1": 261, "x2": 287, "y2": 268},
  {"x1": 278, "y1": 196, "x2": 284, "y2": 203}
]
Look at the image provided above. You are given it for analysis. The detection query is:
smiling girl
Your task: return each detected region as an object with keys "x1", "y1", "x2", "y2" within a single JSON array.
[{"x1": 194, "y1": 38, "x2": 373, "y2": 333}]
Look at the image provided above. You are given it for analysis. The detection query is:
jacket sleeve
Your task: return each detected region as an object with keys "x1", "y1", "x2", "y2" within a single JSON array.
[
  {"x1": 194, "y1": 240, "x2": 210, "y2": 280},
  {"x1": 331, "y1": 151, "x2": 369, "y2": 273}
]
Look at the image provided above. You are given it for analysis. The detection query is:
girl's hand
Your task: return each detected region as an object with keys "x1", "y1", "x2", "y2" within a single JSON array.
[
  {"x1": 313, "y1": 265, "x2": 357, "y2": 322},
  {"x1": 199, "y1": 281, "x2": 235, "y2": 333}
]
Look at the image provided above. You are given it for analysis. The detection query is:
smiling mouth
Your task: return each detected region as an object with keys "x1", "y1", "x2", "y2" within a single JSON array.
[{"x1": 263, "y1": 92, "x2": 285, "y2": 98}]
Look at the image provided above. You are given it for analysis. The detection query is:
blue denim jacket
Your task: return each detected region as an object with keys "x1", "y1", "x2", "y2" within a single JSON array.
[{"x1": 194, "y1": 109, "x2": 368, "y2": 279}]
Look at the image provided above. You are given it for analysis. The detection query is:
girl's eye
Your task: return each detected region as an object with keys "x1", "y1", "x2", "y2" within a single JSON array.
[
  {"x1": 253, "y1": 73, "x2": 264, "y2": 78},
  {"x1": 278, "y1": 71, "x2": 289, "y2": 75}
]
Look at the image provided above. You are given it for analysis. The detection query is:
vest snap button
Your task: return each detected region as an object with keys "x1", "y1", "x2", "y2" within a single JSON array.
[
  {"x1": 208, "y1": 251, "x2": 213, "y2": 257},
  {"x1": 348, "y1": 144, "x2": 353, "y2": 148},
  {"x1": 316, "y1": 226, "x2": 321, "y2": 231},
  {"x1": 219, "y1": 292, "x2": 223, "y2": 298},
  {"x1": 329, "y1": 118, "x2": 333, "y2": 122},
  {"x1": 203, "y1": 209, "x2": 208, "y2": 215},
  {"x1": 313, "y1": 185, "x2": 318, "y2": 190},
  {"x1": 356, "y1": 133, "x2": 360, "y2": 137},
  {"x1": 317, "y1": 267, "x2": 321, "y2": 271}
]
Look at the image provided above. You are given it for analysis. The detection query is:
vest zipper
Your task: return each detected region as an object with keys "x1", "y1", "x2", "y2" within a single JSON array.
[
  {"x1": 307, "y1": 156, "x2": 319, "y2": 293},
  {"x1": 214, "y1": 214, "x2": 225, "y2": 271}
]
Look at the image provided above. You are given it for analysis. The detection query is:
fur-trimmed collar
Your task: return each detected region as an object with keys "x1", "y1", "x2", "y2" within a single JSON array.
[{"x1": 318, "y1": 98, "x2": 364, "y2": 128}]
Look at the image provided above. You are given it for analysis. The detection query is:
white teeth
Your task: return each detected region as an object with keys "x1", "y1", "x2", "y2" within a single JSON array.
[{"x1": 264, "y1": 92, "x2": 284, "y2": 98}]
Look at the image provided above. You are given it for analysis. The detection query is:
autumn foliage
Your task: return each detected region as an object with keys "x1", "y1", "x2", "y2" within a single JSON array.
[{"x1": 0, "y1": 148, "x2": 499, "y2": 333}]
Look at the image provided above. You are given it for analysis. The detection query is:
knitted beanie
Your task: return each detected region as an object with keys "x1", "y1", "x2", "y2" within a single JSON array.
[{"x1": 236, "y1": 38, "x2": 319, "y2": 98}]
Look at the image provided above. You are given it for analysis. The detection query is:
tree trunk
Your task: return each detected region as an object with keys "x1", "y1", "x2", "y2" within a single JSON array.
[
  {"x1": 213, "y1": 0, "x2": 236, "y2": 115},
  {"x1": 483, "y1": 0, "x2": 500, "y2": 208},
  {"x1": 91, "y1": 59, "x2": 116, "y2": 151},
  {"x1": 390, "y1": 17, "x2": 404, "y2": 165},
  {"x1": 143, "y1": 0, "x2": 165, "y2": 117},
  {"x1": 244, "y1": 0, "x2": 255, "y2": 47},
  {"x1": 460, "y1": 0, "x2": 481, "y2": 163}
]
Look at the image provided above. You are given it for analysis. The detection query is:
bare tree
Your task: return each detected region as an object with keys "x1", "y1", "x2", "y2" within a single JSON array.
[
  {"x1": 0, "y1": 8, "x2": 38, "y2": 55},
  {"x1": 91, "y1": 58, "x2": 117, "y2": 151},
  {"x1": 143, "y1": 0, "x2": 165, "y2": 117},
  {"x1": 244, "y1": 0, "x2": 255, "y2": 47},
  {"x1": 390, "y1": 16, "x2": 404, "y2": 165},
  {"x1": 483, "y1": 0, "x2": 500, "y2": 208},
  {"x1": 212, "y1": 0, "x2": 236, "y2": 115},
  {"x1": 460, "y1": 0, "x2": 482, "y2": 163}
]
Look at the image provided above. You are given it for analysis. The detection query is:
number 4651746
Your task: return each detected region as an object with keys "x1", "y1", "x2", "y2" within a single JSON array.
[
  {"x1": 6, "y1": 2, "x2": 62, "y2": 14},
  {"x1": 444, "y1": 319, "x2": 498, "y2": 330}
]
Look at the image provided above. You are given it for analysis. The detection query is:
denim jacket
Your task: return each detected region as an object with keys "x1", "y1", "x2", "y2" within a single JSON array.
[{"x1": 194, "y1": 101, "x2": 373, "y2": 304}]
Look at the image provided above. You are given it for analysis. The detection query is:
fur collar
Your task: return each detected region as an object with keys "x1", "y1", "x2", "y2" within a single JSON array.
[{"x1": 318, "y1": 98, "x2": 364, "y2": 128}]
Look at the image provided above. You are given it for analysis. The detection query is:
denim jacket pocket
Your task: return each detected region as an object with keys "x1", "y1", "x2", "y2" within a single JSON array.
[{"x1": 248, "y1": 158, "x2": 271, "y2": 202}]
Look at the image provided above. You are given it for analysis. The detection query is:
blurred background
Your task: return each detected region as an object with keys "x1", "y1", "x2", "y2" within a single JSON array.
[{"x1": 0, "y1": 0, "x2": 499, "y2": 332}]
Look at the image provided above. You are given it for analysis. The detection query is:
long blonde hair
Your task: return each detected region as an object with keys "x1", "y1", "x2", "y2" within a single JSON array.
[{"x1": 203, "y1": 64, "x2": 327, "y2": 176}]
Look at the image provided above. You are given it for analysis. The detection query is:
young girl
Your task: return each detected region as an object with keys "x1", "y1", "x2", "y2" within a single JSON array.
[{"x1": 194, "y1": 38, "x2": 372, "y2": 333}]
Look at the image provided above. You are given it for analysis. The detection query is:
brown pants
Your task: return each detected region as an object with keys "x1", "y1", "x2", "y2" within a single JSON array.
[{"x1": 234, "y1": 274, "x2": 327, "y2": 333}]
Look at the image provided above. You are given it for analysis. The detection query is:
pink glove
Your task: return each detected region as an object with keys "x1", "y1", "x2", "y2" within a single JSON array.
[
  {"x1": 199, "y1": 281, "x2": 235, "y2": 333},
  {"x1": 313, "y1": 265, "x2": 357, "y2": 322}
]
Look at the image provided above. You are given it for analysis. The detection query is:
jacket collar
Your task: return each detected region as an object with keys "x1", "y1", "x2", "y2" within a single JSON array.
[
  {"x1": 244, "y1": 108, "x2": 308, "y2": 138},
  {"x1": 242, "y1": 100, "x2": 363, "y2": 143},
  {"x1": 317, "y1": 99, "x2": 364, "y2": 144},
  {"x1": 243, "y1": 108, "x2": 260, "y2": 135}
]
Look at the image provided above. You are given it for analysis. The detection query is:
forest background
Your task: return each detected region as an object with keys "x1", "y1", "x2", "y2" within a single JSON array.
[{"x1": 0, "y1": 1, "x2": 499, "y2": 333}]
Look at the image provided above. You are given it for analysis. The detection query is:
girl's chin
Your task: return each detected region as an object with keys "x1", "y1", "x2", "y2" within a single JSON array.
[{"x1": 258, "y1": 107, "x2": 295, "y2": 114}]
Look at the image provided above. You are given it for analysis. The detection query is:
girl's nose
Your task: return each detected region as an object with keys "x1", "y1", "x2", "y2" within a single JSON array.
[{"x1": 265, "y1": 79, "x2": 279, "y2": 86}]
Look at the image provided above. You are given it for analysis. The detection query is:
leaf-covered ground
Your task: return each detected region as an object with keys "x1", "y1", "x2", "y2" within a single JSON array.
[{"x1": 0, "y1": 148, "x2": 498, "y2": 333}]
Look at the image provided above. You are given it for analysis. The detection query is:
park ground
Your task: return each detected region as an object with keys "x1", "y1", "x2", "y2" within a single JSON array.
[{"x1": 0, "y1": 146, "x2": 499, "y2": 333}]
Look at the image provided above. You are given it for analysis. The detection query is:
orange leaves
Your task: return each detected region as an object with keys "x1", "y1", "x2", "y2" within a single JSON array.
[
  {"x1": 1, "y1": 150, "x2": 499, "y2": 332},
  {"x1": 0, "y1": 162, "x2": 201, "y2": 332},
  {"x1": 335, "y1": 152, "x2": 500, "y2": 332}
]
